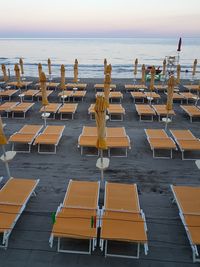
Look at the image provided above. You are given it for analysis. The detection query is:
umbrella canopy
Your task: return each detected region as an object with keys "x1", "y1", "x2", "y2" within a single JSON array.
[
  {"x1": 150, "y1": 66, "x2": 156, "y2": 91},
  {"x1": 60, "y1": 64, "x2": 66, "y2": 90},
  {"x1": 104, "y1": 73, "x2": 111, "y2": 106},
  {"x1": 177, "y1": 37, "x2": 182, "y2": 52},
  {"x1": 73, "y1": 62, "x2": 78, "y2": 83},
  {"x1": 48, "y1": 58, "x2": 52, "y2": 75},
  {"x1": 176, "y1": 64, "x2": 181, "y2": 84},
  {"x1": 141, "y1": 64, "x2": 146, "y2": 84},
  {"x1": 1, "y1": 64, "x2": 8, "y2": 82},
  {"x1": 94, "y1": 96, "x2": 108, "y2": 150},
  {"x1": 14, "y1": 64, "x2": 22, "y2": 88},
  {"x1": 38, "y1": 63, "x2": 43, "y2": 80},
  {"x1": 40, "y1": 72, "x2": 49, "y2": 106},
  {"x1": 19, "y1": 58, "x2": 24, "y2": 75},
  {"x1": 0, "y1": 117, "x2": 7, "y2": 145},
  {"x1": 166, "y1": 76, "x2": 175, "y2": 111},
  {"x1": 104, "y1": 59, "x2": 107, "y2": 75},
  {"x1": 162, "y1": 59, "x2": 166, "y2": 76},
  {"x1": 134, "y1": 58, "x2": 138, "y2": 76},
  {"x1": 106, "y1": 64, "x2": 112, "y2": 75},
  {"x1": 192, "y1": 59, "x2": 197, "y2": 76}
]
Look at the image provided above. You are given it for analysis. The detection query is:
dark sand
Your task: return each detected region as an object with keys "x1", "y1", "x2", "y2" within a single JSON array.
[{"x1": 0, "y1": 77, "x2": 200, "y2": 267}]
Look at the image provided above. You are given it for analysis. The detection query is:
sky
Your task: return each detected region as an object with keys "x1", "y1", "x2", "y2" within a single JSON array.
[{"x1": 0, "y1": 0, "x2": 200, "y2": 38}]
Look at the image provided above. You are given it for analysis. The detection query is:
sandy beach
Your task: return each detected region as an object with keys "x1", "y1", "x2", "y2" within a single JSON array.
[{"x1": 0, "y1": 77, "x2": 199, "y2": 267}]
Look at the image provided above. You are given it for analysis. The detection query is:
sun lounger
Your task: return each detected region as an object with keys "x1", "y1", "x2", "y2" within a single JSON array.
[
  {"x1": 7, "y1": 81, "x2": 32, "y2": 89},
  {"x1": 35, "y1": 90, "x2": 53, "y2": 101},
  {"x1": 107, "y1": 104, "x2": 125, "y2": 121},
  {"x1": 125, "y1": 84, "x2": 147, "y2": 92},
  {"x1": 96, "y1": 92, "x2": 123, "y2": 103},
  {"x1": 135, "y1": 104, "x2": 156, "y2": 121},
  {"x1": 10, "y1": 102, "x2": 34, "y2": 118},
  {"x1": 180, "y1": 92, "x2": 198, "y2": 104},
  {"x1": 47, "y1": 82, "x2": 59, "y2": 90},
  {"x1": 22, "y1": 89, "x2": 40, "y2": 101},
  {"x1": 9, "y1": 125, "x2": 43, "y2": 153},
  {"x1": 152, "y1": 105, "x2": 175, "y2": 122},
  {"x1": 0, "y1": 102, "x2": 20, "y2": 118},
  {"x1": 49, "y1": 180, "x2": 99, "y2": 254},
  {"x1": 66, "y1": 83, "x2": 87, "y2": 90},
  {"x1": 0, "y1": 90, "x2": 19, "y2": 101},
  {"x1": 165, "y1": 93, "x2": 185, "y2": 103},
  {"x1": 33, "y1": 125, "x2": 65, "y2": 154},
  {"x1": 170, "y1": 129, "x2": 200, "y2": 160},
  {"x1": 88, "y1": 104, "x2": 96, "y2": 120},
  {"x1": 100, "y1": 182, "x2": 148, "y2": 258},
  {"x1": 94, "y1": 84, "x2": 116, "y2": 92},
  {"x1": 145, "y1": 92, "x2": 161, "y2": 103},
  {"x1": 40, "y1": 103, "x2": 62, "y2": 119},
  {"x1": 183, "y1": 84, "x2": 200, "y2": 92},
  {"x1": 170, "y1": 185, "x2": 200, "y2": 262},
  {"x1": 72, "y1": 91, "x2": 86, "y2": 102},
  {"x1": 130, "y1": 92, "x2": 146, "y2": 103},
  {"x1": 58, "y1": 91, "x2": 73, "y2": 102},
  {"x1": 145, "y1": 129, "x2": 177, "y2": 158},
  {"x1": 154, "y1": 84, "x2": 168, "y2": 93},
  {"x1": 181, "y1": 105, "x2": 200, "y2": 122},
  {"x1": 0, "y1": 177, "x2": 39, "y2": 248},
  {"x1": 58, "y1": 103, "x2": 78, "y2": 120}
]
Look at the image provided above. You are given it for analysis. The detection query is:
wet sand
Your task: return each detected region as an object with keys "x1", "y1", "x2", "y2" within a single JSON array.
[{"x1": 0, "y1": 77, "x2": 199, "y2": 267}]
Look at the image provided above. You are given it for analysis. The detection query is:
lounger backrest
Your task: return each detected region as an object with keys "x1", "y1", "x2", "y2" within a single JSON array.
[
  {"x1": 63, "y1": 180, "x2": 99, "y2": 209},
  {"x1": 82, "y1": 126, "x2": 97, "y2": 136},
  {"x1": 172, "y1": 186, "x2": 200, "y2": 215},
  {"x1": 19, "y1": 125, "x2": 43, "y2": 134},
  {"x1": 105, "y1": 182, "x2": 140, "y2": 212},
  {"x1": 106, "y1": 127, "x2": 126, "y2": 137},
  {"x1": 145, "y1": 129, "x2": 168, "y2": 139},
  {"x1": 170, "y1": 130, "x2": 196, "y2": 140},
  {"x1": 43, "y1": 125, "x2": 65, "y2": 135},
  {"x1": 0, "y1": 102, "x2": 19, "y2": 109},
  {"x1": 0, "y1": 178, "x2": 38, "y2": 205}
]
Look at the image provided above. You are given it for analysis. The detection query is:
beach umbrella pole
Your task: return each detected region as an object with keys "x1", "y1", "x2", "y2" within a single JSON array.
[
  {"x1": 44, "y1": 106, "x2": 47, "y2": 127},
  {"x1": 100, "y1": 149, "x2": 104, "y2": 187},
  {"x1": 165, "y1": 112, "x2": 169, "y2": 131},
  {"x1": 1, "y1": 146, "x2": 11, "y2": 178}
]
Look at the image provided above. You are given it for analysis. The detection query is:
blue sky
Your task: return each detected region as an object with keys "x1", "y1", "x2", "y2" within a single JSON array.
[{"x1": 1, "y1": 0, "x2": 200, "y2": 37}]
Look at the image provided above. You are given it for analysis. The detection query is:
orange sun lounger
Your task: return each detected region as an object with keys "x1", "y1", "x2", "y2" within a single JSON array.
[
  {"x1": 94, "y1": 84, "x2": 116, "y2": 92},
  {"x1": 171, "y1": 185, "x2": 200, "y2": 262},
  {"x1": 10, "y1": 102, "x2": 34, "y2": 118},
  {"x1": 35, "y1": 90, "x2": 53, "y2": 101},
  {"x1": 96, "y1": 92, "x2": 123, "y2": 103},
  {"x1": 181, "y1": 105, "x2": 200, "y2": 122},
  {"x1": 145, "y1": 129, "x2": 177, "y2": 159},
  {"x1": 152, "y1": 105, "x2": 175, "y2": 122},
  {"x1": 135, "y1": 104, "x2": 156, "y2": 121},
  {"x1": 130, "y1": 92, "x2": 146, "y2": 103},
  {"x1": 9, "y1": 124, "x2": 43, "y2": 153},
  {"x1": 58, "y1": 103, "x2": 78, "y2": 120},
  {"x1": 0, "y1": 89, "x2": 19, "y2": 101},
  {"x1": 40, "y1": 103, "x2": 62, "y2": 119},
  {"x1": 100, "y1": 182, "x2": 148, "y2": 258},
  {"x1": 23, "y1": 89, "x2": 40, "y2": 101},
  {"x1": 107, "y1": 104, "x2": 125, "y2": 121},
  {"x1": 49, "y1": 180, "x2": 100, "y2": 254},
  {"x1": 0, "y1": 102, "x2": 20, "y2": 118},
  {"x1": 65, "y1": 83, "x2": 87, "y2": 90},
  {"x1": 0, "y1": 178, "x2": 39, "y2": 249},
  {"x1": 6, "y1": 81, "x2": 32, "y2": 89},
  {"x1": 125, "y1": 84, "x2": 147, "y2": 92},
  {"x1": 33, "y1": 125, "x2": 65, "y2": 154},
  {"x1": 170, "y1": 129, "x2": 200, "y2": 160}
]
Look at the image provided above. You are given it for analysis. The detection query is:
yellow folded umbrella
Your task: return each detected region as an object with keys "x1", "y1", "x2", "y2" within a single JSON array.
[
  {"x1": 104, "y1": 59, "x2": 107, "y2": 75},
  {"x1": 14, "y1": 64, "x2": 22, "y2": 88},
  {"x1": 48, "y1": 58, "x2": 52, "y2": 75},
  {"x1": 60, "y1": 64, "x2": 65, "y2": 90},
  {"x1": 141, "y1": 64, "x2": 146, "y2": 84},
  {"x1": 162, "y1": 59, "x2": 166, "y2": 76},
  {"x1": 106, "y1": 64, "x2": 112, "y2": 75},
  {"x1": 73, "y1": 63, "x2": 78, "y2": 83},
  {"x1": 192, "y1": 59, "x2": 197, "y2": 76},
  {"x1": 166, "y1": 76, "x2": 175, "y2": 111},
  {"x1": 94, "y1": 96, "x2": 108, "y2": 150},
  {"x1": 150, "y1": 66, "x2": 156, "y2": 91},
  {"x1": 104, "y1": 73, "x2": 111, "y2": 106},
  {"x1": 1, "y1": 64, "x2": 8, "y2": 82},
  {"x1": 0, "y1": 117, "x2": 7, "y2": 145},
  {"x1": 176, "y1": 64, "x2": 181, "y2": 84},
  {"x1": 40, "y1": 72, "x2": 49, "y2": 106},
  {"x1": 75, "y1": 59, "x2": 78, "y2": 65},
  {"x1": 38, "y1": 63, "x2": 43, "y2": 80},
  {"x1": 134, "y1": 58, "x2": 138, "y2": 76},
  {"x1": 19, "y1": 58, "x2": 24, "y2": 75}
]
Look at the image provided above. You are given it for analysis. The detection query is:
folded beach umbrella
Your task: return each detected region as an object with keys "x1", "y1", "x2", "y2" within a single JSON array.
[
  {"x1": 134, "y1": 58, "x2": 138, "y2": 76},
  {"x1": 48, "y1": 58, "x2": 52, "y2": 77},
  {"x1": 162, "y1": 59, "x2": 166, "y2": 77},
  {"x1": 104, "y1": 73, "x2": 111, "y2": 106},
  {"x1": 141, "y1": 64, "x2": 146, "y2": 84},
  {"x1": 40, "y1": 72, "x2": 49, "y2": 126},
  {"x1": 149, "y1": 66, "x2": 156, "y2": 106},
  {"x1": 14, "y1": 64, "x2": 22, "y2": 88},
  {"x1": 104, "y1": 59, "x2": 107, "y2": 75},
  {"x1": 1, "y1": 64, "x2": 8, "y2": 82},
  {"x1": 176, "y1": 64, "x2": 181, "y2": 84},
  {"x1": 73, "y1": 62, "x2": 78, "y2": 83},
  {"x1": 192, "y1": 59, "x2": 197, "y2": 77},
  {"x1": 75, "y1": 59, "x2": 78, "y2": 65},
  {"x1": 177, "y1": 37, "x2": 182, "y2": 52},
  {"x1": 106, "y1": 64, "x2": 112, "y2": 75},
  {"x1": 38, "y1": 63, "x2": 43, "y2": 81},
  {"x1": 165, "y1": 75, "x2": 175, "y2": 130},
  {"x1": 19, "y1": 58, "x2": 24, "y2": 76},
  {"x1": 60, "y1": 64, "x2": 66, "y2": 103}
]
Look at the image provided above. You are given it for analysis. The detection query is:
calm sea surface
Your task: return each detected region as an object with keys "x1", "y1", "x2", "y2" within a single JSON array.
[{"x1": 0, "y1": 38, "x2": 199, "y2": 79}]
